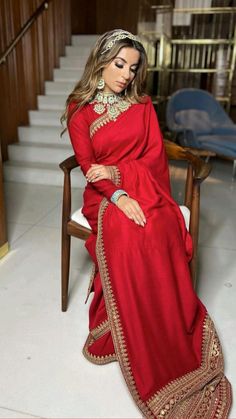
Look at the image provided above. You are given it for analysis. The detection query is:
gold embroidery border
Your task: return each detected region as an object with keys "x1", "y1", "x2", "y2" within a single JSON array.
[
  {"x1": 96, "y1": 198, "x2": 155, "y2": 419},
  {"x1": 85, "y1": 262, "x2": 96, "y2": 304},
  {"x1": 90, "y1": 319, "x2": 110, "y2": 340},
  {"x1": 112, "y1": 166, "x2": 121, "y2": 187},
  {"x1": 95, "y1": 198, "x2": 232, "y2": 419},
  {"x1": 147, "y1": 315, "x2": 232, "y2": 418},
  {"x1": 90, "y1": 113, "x2": 110, "y2": 138},
  {"x1": 89, "y1": 104, "x2": 131, "y2": 139},
  {"x1": 83, "y1": 325, "x2": 117, "y2": 365}
]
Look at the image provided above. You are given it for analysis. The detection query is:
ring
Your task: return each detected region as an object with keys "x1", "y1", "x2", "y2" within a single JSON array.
[{"x1": 96, "y1": 171, "x2": 100, "y2": 176}]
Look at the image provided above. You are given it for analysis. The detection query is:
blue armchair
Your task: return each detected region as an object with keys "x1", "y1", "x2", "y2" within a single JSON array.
[{"x1": 166, "y1": 88, "x2": 236, "y2": 177}]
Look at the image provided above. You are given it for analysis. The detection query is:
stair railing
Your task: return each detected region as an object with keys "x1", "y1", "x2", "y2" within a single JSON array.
[{"x1": 0, "y1": 0, "x2": 51, "y2": 66}]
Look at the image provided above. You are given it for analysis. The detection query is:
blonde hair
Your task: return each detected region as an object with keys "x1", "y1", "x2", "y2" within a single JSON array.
[{"x1": 61, "y1": 29, "x2": 148, "y2": 127}]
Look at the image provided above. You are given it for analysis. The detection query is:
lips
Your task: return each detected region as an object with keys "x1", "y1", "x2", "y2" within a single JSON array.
[{"x1": 116, "y1": 81, "x2": 126, "y2": 88}]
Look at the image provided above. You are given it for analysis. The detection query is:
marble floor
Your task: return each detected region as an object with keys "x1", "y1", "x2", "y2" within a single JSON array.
[{"x1": 0, "y1": 158, "x2": 235, "y2": 418}]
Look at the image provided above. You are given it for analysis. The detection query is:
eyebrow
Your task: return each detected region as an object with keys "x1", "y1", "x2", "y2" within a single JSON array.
[{"x1": 115, "y1": 56, "x2": 139, "y2": 67}]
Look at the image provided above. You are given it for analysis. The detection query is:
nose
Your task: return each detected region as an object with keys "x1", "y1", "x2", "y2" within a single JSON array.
[{"x1": 122, "y1": 66, "x2": 130, "y2": 81}]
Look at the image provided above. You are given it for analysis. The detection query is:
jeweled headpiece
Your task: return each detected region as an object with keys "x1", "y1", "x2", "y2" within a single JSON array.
[{"x1": 101, "y1": 30, "x2": 142, "y2": 55}]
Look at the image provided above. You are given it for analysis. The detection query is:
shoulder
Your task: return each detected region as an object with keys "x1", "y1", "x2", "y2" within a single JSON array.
[
  {"x1": 68, "y1": 101, "x2": 88, "y2": 115},
  {"x1": 142, "y1": 95, "x2": 153, "y2": 107},
  {"x1": 136, "y1": 95, "x2": 153, "y2": 110},
  {"x1": 137, "y1": 95, "x2": 154, "y2": 114},
  {"x1": 68, "y1": 101, "x2": 90, "y2": 126},
  {"x1": 142, "y1": 95, "x2": 152, "y2": 103},
  {"x1": 130, "y1": 95, "x2": 152, "y2": 106}
]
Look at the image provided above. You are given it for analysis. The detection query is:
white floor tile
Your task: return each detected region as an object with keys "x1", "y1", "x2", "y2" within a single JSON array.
[
  {"x1": 0, "y1": 225, "x2": 141, "y2": 418},
  {"x1": 209, "y1": 157, "x2": 236, "y2": 183},
  {"x1": 7, "y1": 222, "x2": 34, "y2": 245},
  {"x1": 0, "y1": 407, "x2": 41, "y2": 418},
  {"x1": 4, "y1": 182, "x2": 62, "y2": 225},
  {"x1": 36, "y1": 188, "x2": 83, "y2": 229},
  {"x1": 197, "y1": 246, "x2": 236, "y2": 406}
]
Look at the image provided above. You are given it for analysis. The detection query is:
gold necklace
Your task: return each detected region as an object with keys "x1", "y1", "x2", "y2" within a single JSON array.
[{"x1": 90, "y1": 92, "x2": 131, "y2": 121}]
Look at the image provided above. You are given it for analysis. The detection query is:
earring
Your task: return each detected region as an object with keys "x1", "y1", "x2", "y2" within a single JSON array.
[{"x1": 97, "y1": 78, "x2": 105, "y2": 90}]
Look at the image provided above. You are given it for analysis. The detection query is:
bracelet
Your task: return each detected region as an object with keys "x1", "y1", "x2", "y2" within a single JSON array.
[{"x1": 110, "y1": 189, "x2": 129, "y2": 204}]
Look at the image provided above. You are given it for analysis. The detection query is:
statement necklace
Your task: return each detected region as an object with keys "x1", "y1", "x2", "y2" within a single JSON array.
[{"x1": 90, "y1": 91, "x2": 131, "y2": 121}]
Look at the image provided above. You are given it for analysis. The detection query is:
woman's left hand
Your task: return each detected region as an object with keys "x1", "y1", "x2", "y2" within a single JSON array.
[{"x1": 86, "y1": 164, "x2": 113, "y2": 182}]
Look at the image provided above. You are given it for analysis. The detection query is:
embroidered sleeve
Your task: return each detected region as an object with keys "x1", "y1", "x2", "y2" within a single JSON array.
[{"x1": 110, "y1": 166, "x2": 121, "y2": 187}]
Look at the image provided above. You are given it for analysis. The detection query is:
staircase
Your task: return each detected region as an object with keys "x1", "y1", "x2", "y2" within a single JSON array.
[{"x1": 4, "y1": 35, "x2": 99, "y2": 188}]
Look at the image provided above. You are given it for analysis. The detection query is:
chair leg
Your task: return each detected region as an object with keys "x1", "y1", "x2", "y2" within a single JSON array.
[{"x1": 61, "y1": 231, "x2": 71, "y2": 312}]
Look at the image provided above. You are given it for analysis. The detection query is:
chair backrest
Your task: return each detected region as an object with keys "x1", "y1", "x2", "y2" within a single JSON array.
[{"x1": 166, "y1": 88, "x2": 233, "y2": 133}]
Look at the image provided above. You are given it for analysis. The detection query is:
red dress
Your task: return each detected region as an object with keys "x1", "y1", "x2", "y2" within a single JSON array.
[{"x1": 68, "y1": 96, "x2": 232, "y2": 418}]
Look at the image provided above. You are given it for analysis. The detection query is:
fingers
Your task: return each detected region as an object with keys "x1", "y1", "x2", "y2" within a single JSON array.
[
  {"x1": 128, "y1": 206, "x2": 146, "y2": 227},
  {"x1": 87, "y1": 171, "x2": 102, "y2": 182},
  {"x1": 117, "y1": 197, "x2": 146, "y2": 227},
  {"x1": 86, "y1": 165, "x2": 105, "y2": 182}
]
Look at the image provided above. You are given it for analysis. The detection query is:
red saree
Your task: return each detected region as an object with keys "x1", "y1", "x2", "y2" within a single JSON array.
[{"x1": 68, "y1": 96, "x2": 232, "y2": 418}]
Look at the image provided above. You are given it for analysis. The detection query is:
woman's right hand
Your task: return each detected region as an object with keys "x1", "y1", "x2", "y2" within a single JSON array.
[{"x1": 116, "y1": 195, "x2": 146, "y2": 227}]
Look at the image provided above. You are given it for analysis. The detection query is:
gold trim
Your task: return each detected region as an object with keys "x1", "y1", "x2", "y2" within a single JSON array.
[
  {"x1": 83, "y1": 319, "x2": 116, "y2": 365},
  {"x1": 96, "y1": 198, "x2": 155, "y2": 419},
  {"x1": 95, "y1": 198, "x2": 231, "y2": 418},
  {"x1": 0, "y1": 242, "x2": 9, "y2": 259},
  {"x1": 147, "y1": 315, "x2": 232, "y2": 418},
  {"x1": 84, "y1": 263, "x2": 96, "y2": 304},
  {"x1": 90, "y1": 113, "x2": 111, "y2": 138},
  {"x1": 89, "y1": 103, "x2": 132, "y2": 139},
  {"x1": 90, "y1": 319, "x2": 110, "y2": 340},
  {"x1": 112, "y1": 166, "x2": 121, "y2": 187}
]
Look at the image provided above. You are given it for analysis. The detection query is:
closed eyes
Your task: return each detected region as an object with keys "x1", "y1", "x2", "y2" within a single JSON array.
[{"x1": 115, "y1": 62, "x2": 138, "y2": 74}]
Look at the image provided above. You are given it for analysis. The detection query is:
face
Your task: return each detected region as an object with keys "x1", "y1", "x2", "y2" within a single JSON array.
[{"x1": 101, "y1": 47, "x2": 140, "y2": 94}]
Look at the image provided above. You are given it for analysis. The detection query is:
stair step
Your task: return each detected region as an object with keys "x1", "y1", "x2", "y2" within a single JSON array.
[
  {"x1": 18, "y1": 126, "x2": 70, "y2": 144},
  {"x1": 8, "y1": 142, "x2": 73, "y2": 165},
  {"x1": 45, "y1": 81, "x2": 76, "y2": 95},
  {"x1": 37, "y1": 95, "x2": 67, "y2": 111},
  {"x1": 6, "y1": 34, "x2": 98, "y2": 186},
  {"x1": 65, "y1": 45, "x2": 91, "y2": 57},
  {"x1": 59, "y1": 56, "x2": 87, "y2": 69},
  {"x1": 71, "y1": 35, "x2": 99, "y2": 46},
  {"x1": 29, "y1": 110, "x2": 62, "y2": 126},
  {"x1": 4, "y1": 160, "x2": 85, "y2": 187},
  {"x1": 53, "y1": 68, "x2": 84, "y2": 82}
]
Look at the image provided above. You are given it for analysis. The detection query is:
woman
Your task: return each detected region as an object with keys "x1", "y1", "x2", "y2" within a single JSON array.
[{"x1": 62, "y1": 29, "x2": 232, "y2": 418}]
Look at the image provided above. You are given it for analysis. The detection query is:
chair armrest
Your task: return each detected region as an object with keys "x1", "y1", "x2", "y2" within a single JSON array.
[
  {"x1": 164, "y1": 139, "x2": 211, "y2": 183},
  {"x1": 59, "y1": 156, "x2": 79, "y2": 173},
  {"x1": 183, "y1": 147, "x2": 216, "y2": 158}
]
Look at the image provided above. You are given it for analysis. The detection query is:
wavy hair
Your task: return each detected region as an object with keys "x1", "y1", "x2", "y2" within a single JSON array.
[{"x1": 61, "y1": 29, "x2": 148, "y2": 128}]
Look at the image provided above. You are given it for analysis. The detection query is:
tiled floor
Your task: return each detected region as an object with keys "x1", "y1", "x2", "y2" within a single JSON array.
[{"x1": 0, "y1": 158, "x2": 235, "y2": 418}]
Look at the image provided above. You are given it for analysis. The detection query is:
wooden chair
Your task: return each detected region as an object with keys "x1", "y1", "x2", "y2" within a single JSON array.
[{"x1": 59, "y1": 140, "x2": 211, "y2": 312}]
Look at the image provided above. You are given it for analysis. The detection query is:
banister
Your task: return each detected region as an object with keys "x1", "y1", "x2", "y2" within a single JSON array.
[{"x1": 0, "y1": 0, "x2": 51, "y2": 66}]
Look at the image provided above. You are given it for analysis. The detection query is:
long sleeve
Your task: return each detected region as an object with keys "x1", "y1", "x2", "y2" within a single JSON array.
[{"x1": 68, "y1": 105, "x2": 120, "y2": 199}]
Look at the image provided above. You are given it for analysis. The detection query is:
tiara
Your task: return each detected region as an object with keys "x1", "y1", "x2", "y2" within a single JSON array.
[{"x1": 101, "y1": 30, "x2": 141, "y2": 55}]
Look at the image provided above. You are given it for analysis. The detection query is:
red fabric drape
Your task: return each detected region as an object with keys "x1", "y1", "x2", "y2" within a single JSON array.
[{"x1": 68, "y1": 97, "x2": 232, "y2": 418}]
